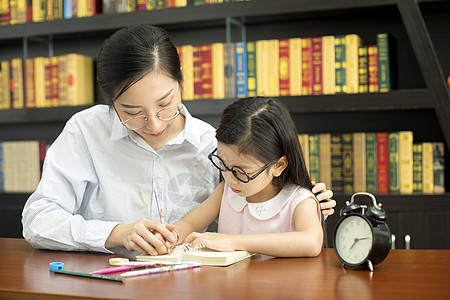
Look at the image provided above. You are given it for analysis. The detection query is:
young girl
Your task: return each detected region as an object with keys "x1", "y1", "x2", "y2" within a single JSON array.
[{"x1": 172, "y1": 96, "x2": 323, "y2": 257}]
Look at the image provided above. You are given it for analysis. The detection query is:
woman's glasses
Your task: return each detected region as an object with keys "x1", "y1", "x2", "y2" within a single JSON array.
[
  {"x1": 208, "y1": 148, "x2": 271, "y2": 183},
  {"x1": 118, "y1": 105, "x2": 182, "y2": 130}
]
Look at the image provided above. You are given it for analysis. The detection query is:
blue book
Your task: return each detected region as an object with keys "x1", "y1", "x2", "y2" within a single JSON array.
[
  {"x1": 63, "y1": 0, "x2": 72, "y2": 19},
  {"x1": 235, "y1": 42, "x2": 248, "y2": 98}
]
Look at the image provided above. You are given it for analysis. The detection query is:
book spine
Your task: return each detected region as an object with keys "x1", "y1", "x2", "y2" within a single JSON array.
[
  {"x1": 193, "y1": 45, "x2": 203, "y2": 99},
  {"x1": 309, "y1": 134, "x2": 320, "y2": 183},
  {"x1": 211, "y1": 42, "x2": 225, "y2": 99},
  {"x1": 342, "y1": 132, "x2": 353, "y2": 194},
  {"x1": 368, "y1": 45, "x2": 379, "y2": 93},
  {"x1": 376, "y1": 132, "x2": 389, "y2": 194},
  {"x1": 353, "y1": 132, "x2": 366, "y2": 192},
  {"x1": 388, "y1": 131, "x2": 400, "y2": 194},
  {"x1": 136, "y1": 0, "x2": 146, "y2": 10},
  {"x1": 44, "y1": 57, "x2": 52, "y2": 107},
  {"x1": 298, "y1": 134, "x2": 309, "y2": 173},
  {"x1": 279, "y1": 39, "x2": 290, "y2": 96},
  {"x1": 289, "y1": 37, "x2": 302, "y2": 96},
  {"x1": 181, "y1": 45, "x2": 194, "y2": 100},
  {"x1": 235, "y1": 42, "x2": 248, "y2": 98},
  {"x1": 422, "y1": 143, "x2": 434, "y2": 193},
  {"x1": 34, "y1": 57, "x2": 45, "y2": 108},
  {"x1": 301, "y1": 37, "x2": 313, "y2": 95},
  {"x1": 58, "y1": 55, "x2": 67, "y2": 106},
  {"x1": 146, "y1": 0, "x2": 157, "y2": 10},
  {"x1": 1, "y1": 61, "x2": 11, "y2": 109},
  {"x1": 358, "y1": 46, "x2": 368, "y2": 93},
  {"x1": 366, "y1": 132, "x2": 377, "y2": 194},
  {"x1": 312, "y1": 36, "x2": 323, "y2": 95},
  {"x1": 26, "y1": 57, "x2": 35, "y2": 108},
  {"x1": 11, "y1": 58, "x2": 25, "y2": 109},
  {"x1": 224, "y1": 42, "x2": 236, "y2": 99},
  {"x1": 1, "y1": 0, "x2": 11, "y2": 24},
  {"x1": 64, "y1": 0, "x2": 73, "y2": 18},
  {"x1": 399, "y1": 131, "x2": 413, "y2": 194},
  {"x1": 267, "y1": 39, "x2": 279, "y2": 97},
  {"x1": 334, "y1": 35, "x2": 346, "y2": 94},
  {"x1": 331, "y1": 133, "x2": 343, "y2": 194},
  {"x1": 413, "y1": 143, "x2": 423, "y2": 193},
  {"x1": 246, "y1": 41, "x2": 257, "y2": 97},
  {"x1": 433, "y1": 142, "x2": 445, "y2": 194},
  {"x1": 201, "y1": 44, "x2": 213, "y2": 99},
  {"x1": 322, "y1": 35, "x2": 335, "y2": 95},
  {"x1": 50, "y1": 56, "x2": 59, "y2": 107},
  {"x1": 377, "y1": 33, "x2": 394, "y2": 92},
  {"x1": 256, "y1": 40, "x2": 269, "y2": 96},
  {"x1": 319, "y1": 133, "x2": 332, "y2": 189},
  {"x1": 345, "y1": 34, "x2": 362, "y2": 94}
]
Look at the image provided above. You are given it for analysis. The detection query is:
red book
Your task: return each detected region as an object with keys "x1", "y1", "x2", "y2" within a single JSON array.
[
  {"x1": 312, "y1": 37, "x2": 323, "y2": 95},
  {"x1": 301, "y1": 37, "x2": 313, "y2": 95},
  {"x1": 201, "y1": 44, "x2": 212, "y2": 99},
  {"x1": 26, "y1": 0, "x2": 33, "y2": 22},
  {"x1": 193, "y1": 45, "x2": 203, "y2": 99},
  {"x1": 279, "y1": 39, "x2": 290, "y2": 96},
  {"x1": 165, "y1": 0, "x2": 175, "y2": 7},
  {"x1": 377, "y1": 132, "x2": 389, "y2": 194},
  {"x1": 137, "y1": 0, "x2": 146, "y2": 10},
  {"x1": 368, "y1": 45, "x2": 379, "y2": 93}
]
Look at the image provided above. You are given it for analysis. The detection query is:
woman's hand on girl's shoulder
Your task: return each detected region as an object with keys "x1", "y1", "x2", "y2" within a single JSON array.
[{"x1": 311, "y1": 181, "x2": 335, "y2": 216}]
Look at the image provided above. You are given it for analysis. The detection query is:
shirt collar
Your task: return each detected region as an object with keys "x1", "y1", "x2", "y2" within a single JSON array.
[
  {"x1": 226, "y1": 183, "x2": 301, "y2": 220},
  {"x1": 109, "y1": 104, "x2": 202, "y2": 150}
]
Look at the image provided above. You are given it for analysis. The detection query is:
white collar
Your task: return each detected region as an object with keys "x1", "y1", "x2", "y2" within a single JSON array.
[{"x1": 226, "y1": 183, "x2": 301, "y2": 220}]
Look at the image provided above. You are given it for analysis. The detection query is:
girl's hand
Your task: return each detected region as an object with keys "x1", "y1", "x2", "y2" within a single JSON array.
[
  {"x1": 311, "y1": 181, "x2": 335, "y2": 216},
  {"x1": 184, "y1": 232, "x2": 236, "y2": 252},
  {"x1": 106, "y1": 219, "x2": 177, "y2": 255}
]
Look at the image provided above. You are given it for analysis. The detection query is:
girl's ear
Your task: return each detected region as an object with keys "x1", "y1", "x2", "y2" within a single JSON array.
[{"x1": 273, "y1": 155, "x2": 288, "y2": 177}]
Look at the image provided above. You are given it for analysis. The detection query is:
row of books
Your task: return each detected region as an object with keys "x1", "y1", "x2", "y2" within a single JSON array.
[
  {"x1": 0, "y1": 53, "x2": 94, "y2": 109},
  {"x1": 0, "y1": 0, "x2": 246, "y2": 25},
  {"x1": 177, "y1": 33, "x2": 394, "y2": 100},
  {"x1": 298, "y1": 131, "x2": 445, "y2": 195},
  {"x1": 0, "y1": 140, "x2": 46, "y2": 193}
]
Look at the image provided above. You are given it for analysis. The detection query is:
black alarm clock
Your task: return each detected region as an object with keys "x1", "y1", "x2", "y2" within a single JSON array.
[{"x1": 333, "y1": 192, "x2": 391, "y2": 271}]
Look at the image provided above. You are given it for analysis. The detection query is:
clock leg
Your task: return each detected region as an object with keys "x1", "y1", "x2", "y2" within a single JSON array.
[{"x1": 367, "y1": 260, "x2": 373, "y2": 271}]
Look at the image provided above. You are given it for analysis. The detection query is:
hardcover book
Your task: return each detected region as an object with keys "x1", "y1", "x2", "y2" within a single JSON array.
[
  {"x1": 377, "y1": 33, "x2": 397, "y2": 92},
  {"x1": 422, "y1": 142, "x2": 434, "y2": 194},
  {"x1": 388, "y1": 131, "x2": 400, "y2": 194},
  {"x1": 289, "y1": 37, "x2": 302, "y2": 96},
  {"x1": 331, "y1": 133, "x2": 343, "y2": 194},
  {"x1": 279, "y1": 39, "x2": 290, "y2": 96},
  {"x1": 342, "y1": 133, "x2": 353, "y2": 194},
  {"x1": 399, "y1": 131, "x2": 413, "y2": 194},
  {"x1": 322, "y1": 35, "x2": 335, "y2": 95},
  {"x1": 376, "y1": 132, "x2": 389, "y2": 194},
  {"x1": 301, "y1": 37, "x2": 313, "y2": 95},
  {"x1": 433, "y1": 142, "x2": 445, "y2": 194},
  {"x1": 358, "y1": 46, "x2": 369, "y2": 93},
  {"x1": 136, "y1": 244, "x2": 254, "y2": 267},
  {"x1": 345, "y1": 34, "x2": 363, "y2": 94},
  {"x1": 319, "y1": 133, "x2": 332, "y2": 188},
  {"x1": 413, "y1": 143, "x2": 423, "y2": 193},
  {"x1": 353, "y1": 132, "x2": 366, "y2": 192},
  {"x1": 366, "y1": 132, "x2": 377, "y2": 194},
  {"x1": 312, "y1": 37, "x2": 323, "y2": 95},
  {"x1": 246, "y1": 41, "x2": 257, "y2": 97},
  {"x1": 235, "y1": 42, "x2": 248, "y2": 98},
  {"x1": 309, "y1": 134, "x2": 320, "y2": 183},
  {"x1": 368, "y1": 45, "x2": 379, "y2": 93}
]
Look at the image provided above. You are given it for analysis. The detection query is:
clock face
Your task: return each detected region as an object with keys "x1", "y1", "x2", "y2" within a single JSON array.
[{"x1": 335, "y1": 215, "x2": 374, "y2": 265}]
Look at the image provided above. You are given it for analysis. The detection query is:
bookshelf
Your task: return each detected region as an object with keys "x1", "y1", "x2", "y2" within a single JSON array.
[{"x1": 0, "y1": 0, "x2": 449, "y2": 248}]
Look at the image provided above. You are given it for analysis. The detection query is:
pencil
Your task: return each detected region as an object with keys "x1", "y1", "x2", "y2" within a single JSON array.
[
  {"x1": 153, "y1": 182, "x2": 165, "y2": 226},
  {"x1": 120, "y1": 262, "x2": 202, "y2": 278},
  {"x1": 54, "y1": 269, "x2": 124, "y2": 282}
]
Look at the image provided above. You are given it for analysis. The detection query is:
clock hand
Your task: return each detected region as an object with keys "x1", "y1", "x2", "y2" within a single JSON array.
[{"x1": 349, "y1": 237, "x2": 371, "y2": 251}]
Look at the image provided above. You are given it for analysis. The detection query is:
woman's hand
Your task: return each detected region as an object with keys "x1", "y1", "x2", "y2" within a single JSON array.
[
  {"x1": 184, "y1": 232, "x2": 236, "y2": 252},
  {"x1": 105, "y1": 219, "x2": 177, "y2": 255},
  {"x1": 312, "y1": 181, "x2": 335, "y2": 216}
]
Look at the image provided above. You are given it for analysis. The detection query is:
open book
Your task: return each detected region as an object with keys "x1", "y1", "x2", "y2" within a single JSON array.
[{"x1": 136, "y1": 244, "x2": 254, "y2": 267}]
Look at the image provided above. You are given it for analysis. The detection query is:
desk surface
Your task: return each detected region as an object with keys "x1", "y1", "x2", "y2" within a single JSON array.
[{"x1": 0, "y1": 238, "x2": 449, "y2": 300}]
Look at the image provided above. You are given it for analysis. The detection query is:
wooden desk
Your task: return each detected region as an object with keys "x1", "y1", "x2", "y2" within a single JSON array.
[{"x1": 0, "y1": 238, "x2": 449, "y2": 300}]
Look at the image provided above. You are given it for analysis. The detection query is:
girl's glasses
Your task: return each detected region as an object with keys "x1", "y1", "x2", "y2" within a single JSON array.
[{"x1": 208, "y1": 148, "x2": 271, "y2": 183}]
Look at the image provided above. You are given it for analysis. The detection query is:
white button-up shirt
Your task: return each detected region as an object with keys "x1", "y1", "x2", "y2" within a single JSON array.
[{"x1": 22, "y1": 104, "x2": 219, "y2": 253}]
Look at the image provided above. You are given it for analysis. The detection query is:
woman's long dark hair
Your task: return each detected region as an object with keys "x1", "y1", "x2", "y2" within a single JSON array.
[
  {"x1": 216, "y1": 96, "x2": 313, "y2": 191},
  {"x1": 97, "y1": 24, "x2": 183, "y2": 104}
]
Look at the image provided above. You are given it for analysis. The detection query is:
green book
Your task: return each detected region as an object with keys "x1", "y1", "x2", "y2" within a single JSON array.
[
  {"x1": 342, "y1": 133, "x2": 353, "y2": 194},
  {"x1": 388, "y1": 131, "x2": 400, "y2": 194},
  {"x1": 377, "y1": 33, "x2": 396, "y2": 92},
  {"x1": 331, "y1": 133, "x2": 343, "y2": 194},
  {"x1": 413, "y1": 143, "x2": 423, "y2": 193},
  {"x1": 366, "y1": 132, "x2": 377, "y2": 194},
  {"x1": 433, "y1": 142, "x2": 445, "y2": 194},
  {"x1": 334, "y1": 35, "x2": 346, "y2": 94},
  {"x1": 246, "y1": 41, "x2": 257, "y2": 97},
  {"x1": 309, "y1": 134, "x2": 320, "y2": 183}
]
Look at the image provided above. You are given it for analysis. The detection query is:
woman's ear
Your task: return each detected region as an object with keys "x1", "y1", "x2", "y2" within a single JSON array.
[{"x1": 273, "y1": 155, "x2": 288, "y2": 177}]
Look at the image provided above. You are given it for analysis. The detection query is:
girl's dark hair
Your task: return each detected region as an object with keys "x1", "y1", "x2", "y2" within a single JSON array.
[
  {"x1": 216, "y1": 96, "x2": 313, "y2": 191},
  {"x1": 97, "y1": 24, "x2": 183, "y2": 103}
]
